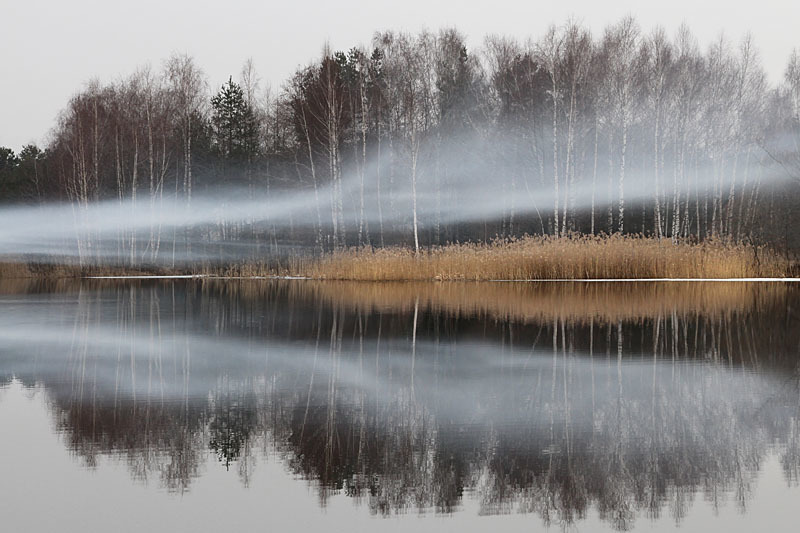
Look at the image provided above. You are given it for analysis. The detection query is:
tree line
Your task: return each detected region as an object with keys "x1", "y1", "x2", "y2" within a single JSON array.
[{"x1": 2, "y1": 17, "x2": 800, "y2": 261}]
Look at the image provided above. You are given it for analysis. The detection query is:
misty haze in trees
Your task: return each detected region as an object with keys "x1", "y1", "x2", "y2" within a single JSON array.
[{"x1": 2, "y1": 18, "x2": 800, "y2": 267}]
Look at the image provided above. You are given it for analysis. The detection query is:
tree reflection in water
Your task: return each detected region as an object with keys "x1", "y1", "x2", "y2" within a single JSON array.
[{"x1": 1, "y1": 279, "x2": 799, "y2": 529}]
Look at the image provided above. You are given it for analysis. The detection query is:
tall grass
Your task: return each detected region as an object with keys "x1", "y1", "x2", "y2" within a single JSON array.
[
  {"x1": 1, "y1": 234, "x2": 793, "y2": 280},
  {"x1": 0, "y1": 262, "x2": 34, "y2": 278},
  {"x1": 297, "y1": 234, "x2": 791, "y2": 281}
]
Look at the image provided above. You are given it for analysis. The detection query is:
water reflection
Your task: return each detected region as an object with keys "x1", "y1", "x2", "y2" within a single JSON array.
[{"x1": 1, "y1": 279, "x2": 799, "y2": 530}]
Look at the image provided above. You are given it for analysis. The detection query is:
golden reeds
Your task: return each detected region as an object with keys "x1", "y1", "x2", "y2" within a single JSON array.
[
  {"x1": 297, "y1": 234, "x2": 792, "y2": 281},
  {"x1": 0, "y1": 234, "x2": 793, "y2": 280}
]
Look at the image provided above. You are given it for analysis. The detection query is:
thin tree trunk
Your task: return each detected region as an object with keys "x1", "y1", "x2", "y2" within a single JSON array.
[
  {"x1": 653, "y1": 97, "x2": 663, "y2": 238},
  {"x1": 736, "y1": 147, "x2": 752, "y2": 241},
  {"x1": 552, "y1": 76, "x2": 560, "y2": 237},
  {"x1": 411, "y1": 131, "x2": 420, "y2": 254},
  {"x1": 619, "y1": 104, "x2": 627, "y2": 234},
  {"x1": 591, "y1": 115, "x2": 599, "y2": 235}
]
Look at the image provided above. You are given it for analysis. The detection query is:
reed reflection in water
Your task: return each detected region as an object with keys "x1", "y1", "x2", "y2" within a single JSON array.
[{"x1": 1, "y1": 279, "x2": 800, "y2": 531}]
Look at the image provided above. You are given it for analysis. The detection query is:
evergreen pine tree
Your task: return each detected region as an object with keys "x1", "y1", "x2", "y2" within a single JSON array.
[{"x1": 210, "y1": 77, "x2": 259, "y2": 162}]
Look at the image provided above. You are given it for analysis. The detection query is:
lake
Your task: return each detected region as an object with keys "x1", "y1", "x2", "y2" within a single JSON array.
[{"x1": 1, "y1": 279, "x2": 799, "y2": 532}]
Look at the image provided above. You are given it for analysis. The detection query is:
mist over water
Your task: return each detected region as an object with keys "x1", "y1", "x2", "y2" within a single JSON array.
[{"x1": 0, "y1": 134, "x2": 790, "y2": 266}]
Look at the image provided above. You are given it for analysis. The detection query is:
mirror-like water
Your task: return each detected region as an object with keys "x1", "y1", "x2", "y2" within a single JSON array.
[{"x1": 1, "y1": 279, "x2": 799, "y2": 532}]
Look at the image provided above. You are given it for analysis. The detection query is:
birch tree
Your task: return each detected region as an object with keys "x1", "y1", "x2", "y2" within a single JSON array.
[
  {"x1": 165, "y1": 54, "x2": 206, "y2": 206},
  {"x1": 641, "y1": 27, "x2": 673, "y2": 238},
  {"x1": 605, "y1": 17, "x2": 640, "y2": 234},
  {"x1": 537, "y1": 27, "x2": 564, "y2": 236}
]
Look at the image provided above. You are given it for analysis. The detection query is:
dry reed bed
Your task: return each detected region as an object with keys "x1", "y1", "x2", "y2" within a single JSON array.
[
  {"x1": 1, "y1": 235, "x2": 793, "y2": 281},
  {"x1": 0, "y1": 262, "x2": 37, "y2": 279},
  {"x1": 297, "y1": 235, "x2": 789, "y2": 281},
  {"x1": 0, "y1": 277, "x2": 84, "y2": 295}
]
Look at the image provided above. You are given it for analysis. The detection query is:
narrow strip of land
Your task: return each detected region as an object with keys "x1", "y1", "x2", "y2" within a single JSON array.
[{"x1": 4, "y1": 235, "x2": 798, "y2": 281}]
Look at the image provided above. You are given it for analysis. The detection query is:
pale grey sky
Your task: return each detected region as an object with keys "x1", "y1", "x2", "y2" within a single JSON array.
[{"x1": 2, "y1": 0, "x2": 798, "y2": 151}]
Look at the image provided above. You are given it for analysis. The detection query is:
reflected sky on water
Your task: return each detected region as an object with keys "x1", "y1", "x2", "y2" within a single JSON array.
[{"x1": 1, "y1": 279, "x2": 800, "y2": 532}]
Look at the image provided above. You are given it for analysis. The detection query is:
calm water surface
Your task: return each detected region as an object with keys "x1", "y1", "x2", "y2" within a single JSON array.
[{"x1": 1, "y1": 279, "x2": 800, "y2": 532}]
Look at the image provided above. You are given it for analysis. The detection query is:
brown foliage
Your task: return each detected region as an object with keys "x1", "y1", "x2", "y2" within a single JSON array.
[
  {"x1": 298, "y1": 234, "x2": 790, "y2": 281},
  {"x1": 1, "y1": 235, "x2": 793, "y2": 282}
]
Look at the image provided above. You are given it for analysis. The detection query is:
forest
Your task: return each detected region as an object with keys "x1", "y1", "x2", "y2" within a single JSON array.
[{"x1": 1, "y1": 17, "x2": 800, "y2": 269}]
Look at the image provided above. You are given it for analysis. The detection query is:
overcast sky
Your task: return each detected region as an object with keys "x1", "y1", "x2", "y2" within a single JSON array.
[{"x1": 2, "y1": 0, "x2": 798, "y2": 151}]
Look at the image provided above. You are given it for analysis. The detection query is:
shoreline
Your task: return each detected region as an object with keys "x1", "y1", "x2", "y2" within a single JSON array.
[
  {"x1": 4, "y1": 272, "x2": 799, "y2": 327},
  {"x1": 82, "y1": 276, "x2": 800, "y2": 282},
  {"x1": 2, "y1": 235, "x2": 798, "y2": 282}
]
